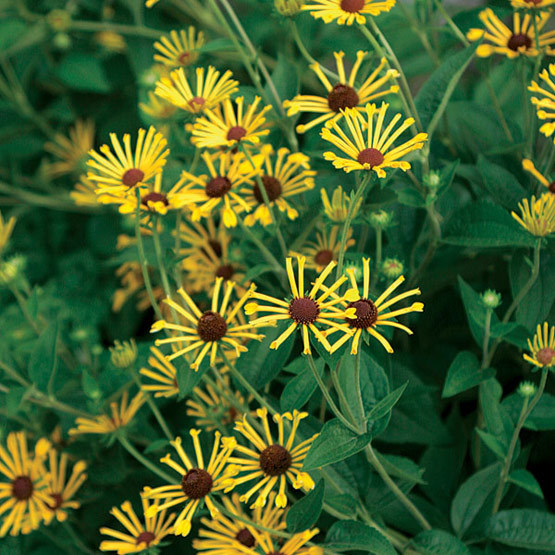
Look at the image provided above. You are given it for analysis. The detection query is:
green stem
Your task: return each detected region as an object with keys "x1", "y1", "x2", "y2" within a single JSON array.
[
  {"x1": 69, "y1": 20, "x2": 162, "y2": 39},
  {"x1": 61, "y1": 521, "x2": 94, "y2": 555},
  {"x1": 118, "y1": 434, "x2": 174, "y2": 483},
  {"x1": 370, "y1": 227, "x2": 382, "y2": 291},
  {"x1": 330, "y1": 365, "x2": 359, "y2": 426},
  {"x1": 354, "y1": 350, "x2": 365, "y2": 427},
  {"x1": 432, "y1": 0, "x2": 469, "y2": 46},
  {"x1": 491, "y1": 369, "x2": 548, "y2": 515}
]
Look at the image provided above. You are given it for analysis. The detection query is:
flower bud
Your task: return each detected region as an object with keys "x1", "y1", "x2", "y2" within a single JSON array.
[
  {"x1": 0, "y1": 255, "x2": 26, "y2": 286},
  {"x1": 368, "y1": 210, "x2": 393, "y2": 230},
  {"x1": 274, "y1": 0, "x2": 305, "y2": 16},
  {"x1": 423, "y1": 170, "x2": 441, "y2": 189},
  {"x1": 481, "y1": 289, "x2": 501, "y2": 309},
  {"x1": 518, "y1": 381, "x2": 536, "y2": 398},
  {"x1": 110, "y1": 339, "x2": 138, "y2": 369},
  {"x1": 47, "y1": 9, "x2": 71, "y2": 32},
  {"x1": 381, "y1": 258, "x2": 404, "y2": 279}
]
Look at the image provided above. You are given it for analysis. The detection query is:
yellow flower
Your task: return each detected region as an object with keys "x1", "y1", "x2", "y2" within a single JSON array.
[
  {"x1": 246, "y1": 256, "x2": 356, "y2": 355},
  {"x1": 156, "y1": 66, "x2": 238, "y2": 114},
  {"x1": 45, "y1": 119, "x2": 95, "y2": 177},
  {"x1": 302, "y1": 0, "x2": 395, "y2": 25},
  {"x1": 467, "y1": 9, "x2": 555, "y2": 58},
  {"x1": 0, "y1": 431, "x2": 52, "y2": 536},
  {"x1": 255, "y1": 527, "x2": 321, "y2": 554},
  {"x1": 110, "y1": 339, "x2": 138, "y2": 369},
  {"x1": 143, "y1": 430, "x2": 237, "y2": 537},
  {"x1": 95, "y1": 31, "x2": 126, "y2": 52},
  {"x1": 99, "y1": 496, "x2": 176, "y2": 553},
  {"x1": 522, "y1": 158, "x2": 555, "y2": 193},
  {"x1": 193, "y1": 491, "x2": 285, "y2": 552},
  {"x1": 140, "y1": 346, "x2": 179, "y2": 398},
  {"x1": 0, "y1": 211, "x2": 16, "y2": 253},
  {"x1": 524, "y1": 322, "x2": 555, "y2": 369},
  {"x1": 529, "y1": 64, "x2": 555, "y2": 140},
  {"x1": 186, "y1": 376, "x2": 247, "y2": 431},
  {"x1": 511, "y1": 0, "x2": 555, "y2": 9},
  {"x1": 321, "y1": 102, "x2": 427, "y2": 175},
  {"x1": 327, "y1": 257, "x2": 423, "y2": 354},
  {"x1": 86, "y1": 126, "x2": 169, "y2": 197},
  {"x1": 154, "y1": 27, "x2": 205, "y2": 67},
  {"x1": 189, "y1": 96, "x2": 272, "y2": 150},
  {"x1": 321, "y1": 185, "x2": 362, "y2": 223},
  {"x1": 43, "y1": 449, "x2": 87, "y2": 524},
  {"x1": 224, "y1": 408, "x2": 317, "y2": 508},
  {"x1": 70, "y1": 176, "x2": 98, "y2": 207},
  {"x1": 240, "y1": 145, "x2": 316, "y2": 226},
  {"x1": 68, "y1": 390, "x2": 146, "y2": 435},
  {"x1": 140, "y1": 91, "x2": 178, "y2": 120},
  {"x1": 293, "y1": 226, "x2": 354, "y2": 271},
  {"x1": 173, "y1": 151, "x2": 255, "y2": 227},
  {"x1": 151, "y1": 278, "x2": 263, "y2": 370},
  {"x1": 284, "y1": 53, "x2": 398, "y2": 134},
  {"x1": 512, "y1": 193, "x2": 555, "y2": 236}
]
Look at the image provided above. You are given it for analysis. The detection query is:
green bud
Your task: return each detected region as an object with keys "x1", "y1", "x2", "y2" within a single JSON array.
[
  {"x1": 481, "y1": 289, "x2": 501, "y2": 309},
  {"x1": 274, "y1": 0, "x2": 305, "y2": 16},
  {"x1": 423, "y1": 170, "x2": 441, "y2": 189},
  {"x1": 381, "y1": 258, "x2": 404, "y2": 279},
  {"x1": 47, "y1": 9, "x2": 72, "y2": 32},
  {"x1": 0, "y1": 255, "x2": 25, "y2": 286},
  {"x1": 368, "y1": 210, "x2": 393, "y2": 230},
  {"x1": 110, "y1": 339, "x2": 138, "y2": 369},
  {"x1": 518, "y1": 381, "x2": 536, "y2": 398},
  {"x1": 52, "y1": 33, "x2": 71, "y2": 51}
]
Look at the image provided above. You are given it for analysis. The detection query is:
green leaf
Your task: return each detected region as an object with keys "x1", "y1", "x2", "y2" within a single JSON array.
[
  {"x1": 475, "y1": 429, "x2": 506, "y2": 459},
  {"x1": 450, "y1": 463, "x2": 501, "y2": 537},
  {"x1": 503, "y1": 393, "x2": 555, "y2": 431},
  {"x1": 325, "y1": 520, "x2": 396, "y2": 554},
  {"x1": 487, "y1": 509, "x2": 555, "y2": 551},
  {"x1": 375, "y1": 452, "x2": 426, "y2": 484},
  {"x1": 144, "y1": 439, "x2": 170, "y2": 454},
  {"x1": 479, "y1": 378, "x2": 513, "y2": 447},
  {"x1": 303, "y1": 419, "x2": 372, "y2": 471},
  {"x1": 280, "y1": 358, "x2": 324, "y2": 412},
  {"x1": 0, "y1": 19, "x2": 27, "y2": 51},
  {"x1": 81, "y1": 369, "x2": 102, "y2": 400},
  {"x1": 5, "y1": 386, "x2": 26, "y2": 416},
  {"x1": 411, "y1": 530, "x2": 470, "y2": 554},
  {"x1": 56, "y1": 52, "x2": 111, "y2": 93},
  {"x1": 507, "y1": 469, "x2": 544, "y2": 499},
  {"x1": 28, "y1": 322, "x2": 59, "y2": 392},
  {"x1": 264, "y1": 53, "x2": 299, "y2": 114},
  {"x1": 476, "y1": 156, "x2": 526, "y2": 211},
  {"x1": 177, "y1": 360, "x2": 208, "y2": 400},
  {"x1": 444, "y1": 201, "x2": 536, "y2": 249},
  {"x1": 198, "y1": 38, "x2": 235, "y2": 53},
  {"x1": 415, "y1": 43, "x2": 477, "y2": 136},
  {"x1": 286, "y1": 479, "x2": 325, "y2": 533},
  {"x1": 366, "y1": 382, "x2": 407, "y2": 422},
  {"x1": 442, "y1": 351, "x2": 494, "y2": 398}
]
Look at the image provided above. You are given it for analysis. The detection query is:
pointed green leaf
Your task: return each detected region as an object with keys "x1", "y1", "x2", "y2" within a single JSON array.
[{"x1": 286, "y1": 479, "x2": 325, "y2": 533}]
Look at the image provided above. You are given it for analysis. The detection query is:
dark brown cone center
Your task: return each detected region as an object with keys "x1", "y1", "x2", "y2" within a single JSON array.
[
  {"x1": 549, "y1": 181, "x2": 555, "y2": 194},
  {"x1": 524, "y1": 0, "x2": 541, "y2": 4},
  {"x1": 189, "y1": 96, "x2": 205, "y2": 108},
  {"x1": 122, "y1": 168, "x2": 145, "y2": 187},
  {"x1": 357, "y1": 148, "x2": 384, "y2": 168},
  {"x1": 205, "y1": 176, "x2": 232, "y2": 198},
  {"x1": 12, "y1": 476, "x2": 33, "y2": 500},
  {"x1": 236, "y1": 528, "x2": 256, "y2": 547},
  {"x1": 215, "y1": 264, "x2": 234, "y2": 280},
  {"x1": 181, "y1": 468, "x2": 213, "y2": 499},
  {"x1": 340, "y1": 0, "x2": 365, "y2": 12},
  {"x1": 346, "y1": 299, "x2": 378, "y2": 329},
  {"x1": 136, "y1": 531, "x2": 156, "y2": 546},
  {"x1": 328, "y1": 84, "x2": 360, "y2": 112},
  {"x1": 289, "y1": 297, "x2": 320, "y2": 324},
  {"x1": 178, "y1": 52, "x2": 191, "y2": 65},
  {"x1": 142, "y1": 192, "x2": 169, "y2": 207},
  {"x1": 259, "y1": 444, "x2": 292, "y2": 476},
  {"x1": 197, "y1": 310, "x2": 228, "y2": 342},
  {"x1": 208, "y1": 239, "x2": 223, "y2": 257},
  {"x1": 314, "y1": 249, "x2": 334, "y2": 266},
  {"x1": 537, "y1": 347, "x2": 555, "y2": 366},
  {"x1": 227, "y1": 126, "x2": 247, "y2": 142},
  {"x1": 253, "y1": 175, "x2": 282, "y2": 203},
  {"x1": 508, "y1": 33, "x2": 532, "y2": 51},
  {"x1": 48, "y1": 493, "x2": 64, "y2": 510}
]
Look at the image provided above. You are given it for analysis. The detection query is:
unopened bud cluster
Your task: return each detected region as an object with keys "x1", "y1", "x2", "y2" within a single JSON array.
[
  {"x1": 274, "y1": 0, "x2": 305, "y2": 16},
  {"x1": 110, "y1": 339, "x2": 138, "y2": 369}
]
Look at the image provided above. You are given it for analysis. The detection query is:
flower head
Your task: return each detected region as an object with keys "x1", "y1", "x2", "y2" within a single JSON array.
[
  {"x1": 467, "y1": 9, "x2": 555, "y2": 58},
  {"x1": 140, "y1": 346, "x2": 180, "y2": 398},
  {"x1": 256, "y1": 527, "x2": 321, "y2": 554},
  {"x1": 293, "y1": 226, "x2": 354, "y2": 271},
  {"x1": 518, "y1": 381, "x2": 537, "y2": 398},
  {"x1": 327, "y1": 257, "x2": 423, "y2": 354},
  {"x1": 154, "y1": 27, "x2": 205, "y2": 68},
  {"x1": 511, "y1": 0, "x2": 555, "y2": 9},
  {"x1": 529, "y1": 65, "x2": 555, "y2": 141},
  {"x1": 321, "y1": 186, "x2": 362, "y2": 223},
  {"x1": 70, "y1": 176, "x2": 98, "y2": 207},
  {"x1": 156, "y1": 66, "x2": 238, "y2": 114},
  {"x1": 143, "y1": 430, "x2": 237, "y2": 536},
  {"x1": 321, "y1": 102, "x2": 427, "y2": 175},
  {"x1": 302, "y1": 0, "x2": 396, "y2": 25},
  {"x1": 151, "y1": 278, "x2": 263, "y2": 370},
  {"x1": 99, "y1": 496, "x2": 176, "y2": 553},
  {"x1": 189, "y1": 97, "x2": 272, "y2": 150},
  {"x1": 0, "y1": 431, "x2": 52, "y2": 536},
  {"x1": 225, "y1": 408, "x2": 317, "y2": 508},
  {"x1": 524, "y1": 322, "x2": 555, "y2": 369},
  {"x1": 246, "y1": 256, "x2": 357, "y2": 355},
  {"x1": 512, "y1": 193, "x2": 555, "y2": 236},
  {"x1": 69, "y1": 390, "x2": 146, "y2": 436},
  {"x1": 284, "y1": 52, "x2": 398, "y2": 133},
  {"x1": 110, "y1": 339, "x2": 138, "y2": 369},
  {"x1": 522, "y1": 158, "x2": 555, "y2": 193},
  {"x1": 275, "y1": 0, "x2": 306, "y2": 16}
]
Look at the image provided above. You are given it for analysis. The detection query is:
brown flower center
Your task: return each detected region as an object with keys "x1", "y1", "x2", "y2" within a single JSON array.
[
  {"x1": 259, "y1": 444, "x2": 292, "y2": 476},
  {"x1": 205, "y1": 176, "x2": 232, "y2": 198},
  {"x1": 340, "y1": 0, "x2": 365, "y2": 12},
  {"x1": 289, "y1": 297, "x2": 320, "y2": 324},
  {"x1": 178, "y1": 52, "x2": 191, "y2": 65},
  {"x1": 227, "y1": 126, "x2": 247, "y2": 142},
  {"x1": 537, "y1": 347, "x2": 555, "y2": 366},
  {"x1": 328, "y1": 84, "x2": 360, "y2": 112},
  {"x1": 357, "y1": 148, "x2": 384, "y2": 168},
  {"x1": 141, "y1": 192, "x2": 168, "y2": 208},
  {"x1": 136, "y1": 531, "x2": 156, "y2": 546},
  {"x1": 48, "y1": 493, "x2": 64, "y2": 511},
  {"x1": 549, "y1": 181, "x2": 555, "y2": 194},
  {"x1": 189, "y1": 96, "x2": 205, "y2": 109},
  {"x1": 181, "y1": 468, "x2": 213, "y2": 499},
  {"x1": 208, "y1": 239, "x2": 223, "y2": 257},
  {"x1": 508, "y1": 33, "x2": 532, "y2": 51},
  {"x1": 11, "y1": 476, "x2": 33, "y2": 500},
  {"x1": 122, "y1": 168, "x2": 145, "y2": 187},
  {"x1": 314, "y1": 249, "x2": 334, "y2": 266},
  {"x1": 215, "y1": 264, "x2": 235, "y2": 280},
  {"x1": 236, "y1": 528, "x2": 256, "y2": 548},
  {"x1": 197, "y1": 310, "x2": 228, "y2": 342},
  {"x1": 346, "y1": 299, "x2": 378, "y2": 329},
  {"x1": 253, "y1": 175, "x2": 282, "y2": 203},
  {"x1": 524, "y1": 0, "x2": 542, "y2": 5}
]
